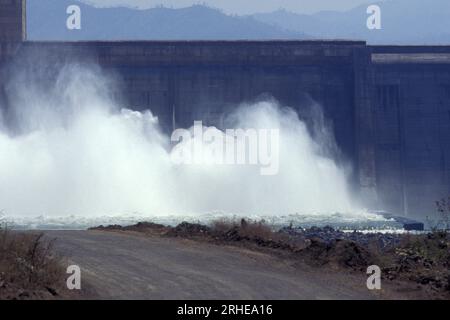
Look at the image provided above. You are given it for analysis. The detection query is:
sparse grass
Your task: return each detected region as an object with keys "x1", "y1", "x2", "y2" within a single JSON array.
[{"x1": 0, "y1": 224, "x2": 68, "y2": 299}]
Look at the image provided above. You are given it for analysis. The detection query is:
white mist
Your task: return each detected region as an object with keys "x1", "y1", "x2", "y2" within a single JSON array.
[{"x1": 0, "y1": 64, "x2": 359, "y2": 218}]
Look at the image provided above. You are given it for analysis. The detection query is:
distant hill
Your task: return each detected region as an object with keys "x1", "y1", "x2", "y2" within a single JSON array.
[
  {"x1": 27, "y1": 0, "x2": 307, "y2": 40},
  {"x1": 252, "y1": 0, "x2": 450, "y2": 45},
  {"x1": 26, "y1": 0, "x2": 450, "y2": 44}
]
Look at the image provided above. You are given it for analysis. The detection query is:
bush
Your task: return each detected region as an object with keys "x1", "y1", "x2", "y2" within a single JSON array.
[
  {"x1": 398, "y1": 230, "x2": 449, "y2": 265},
  {"x1": 0, "y1": 224, "x2": 66, "y2": 299}
]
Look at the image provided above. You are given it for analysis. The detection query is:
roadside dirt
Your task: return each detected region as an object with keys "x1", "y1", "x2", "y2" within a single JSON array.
[{"x1": 42, "y1": 229, "x2": 442, "y2": 300}]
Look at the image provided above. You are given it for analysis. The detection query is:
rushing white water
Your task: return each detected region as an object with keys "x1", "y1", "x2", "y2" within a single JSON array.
[{"x1": 0, "y1": 64, "x2": 364, "y2": 222}]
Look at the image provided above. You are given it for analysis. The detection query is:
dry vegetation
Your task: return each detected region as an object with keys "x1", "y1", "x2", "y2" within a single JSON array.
[
  {"x1": 382, "y1": 231, "x2": 450, "y2": 294},
  {"x1": 0, "y1": 224, "x2": 72, "y2": 300}
]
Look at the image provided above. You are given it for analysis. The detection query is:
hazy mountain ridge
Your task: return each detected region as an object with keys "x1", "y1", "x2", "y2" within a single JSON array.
[
  {"x1": 252, "y1": 0, "x2": 450, "y2": 44},
  {"x1": 27, "y1": 0, "x2": 450, "y2": 43},
  {"x1": 27, "y1": 0, "x2": 307, "y2": 40}
]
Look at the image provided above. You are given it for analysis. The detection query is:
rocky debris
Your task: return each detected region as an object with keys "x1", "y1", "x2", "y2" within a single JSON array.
[
  {"x1": 299, "y1": 236, "x2": 374, "y2": 269},
  {"x1": 165, "y1": 222, "x2": 211, "y2": 237},
  {"x1": 333, "y1": 240, "x2": 374, "y2": 268},
  {"x1": 212, "y1": 225, "x2": 303, "y2": 252},
  {"x1": 92, "y1": 221, "x2": 212, "y2": 237},
  {"x1": 279, "y1": 225, "x2": 401, "y2": 250},
  {"x1": 90, "y1": 222, "x2": 169, "y2": 234},
  {"x1": 90, "y1": 224, "x2": 124, "y2": 231},
  {"x1": 0, "y1": 280, "x2": 60, "y2": 300},
  {"x1": 125, "y1": 222, "x2": 168, "y2": 232},
  {"x1": 220, "y1": 226, "x2": 240, "y2": 241},
  {"x1": 380, "y1": 231, "x2": 450, "y2": 295}
]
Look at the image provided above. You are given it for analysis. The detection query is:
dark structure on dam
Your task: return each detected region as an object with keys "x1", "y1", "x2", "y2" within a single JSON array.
[{"x1": 1, "y1": 0, "x2": 449, "y2": 219}]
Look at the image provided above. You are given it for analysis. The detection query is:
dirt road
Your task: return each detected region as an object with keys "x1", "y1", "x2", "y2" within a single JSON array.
[{"x1": 45, "y1": 230, "x2": 380, "y2": 300}]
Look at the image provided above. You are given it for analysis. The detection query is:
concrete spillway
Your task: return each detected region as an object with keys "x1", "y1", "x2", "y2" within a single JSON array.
[{"x1": 1, "y1": 0, "x2": 449, "y2": 220}]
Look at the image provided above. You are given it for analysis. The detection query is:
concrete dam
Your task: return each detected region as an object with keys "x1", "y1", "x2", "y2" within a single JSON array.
[{"x1": 1, "y1": 0, "x2": 449, "y2": 220}]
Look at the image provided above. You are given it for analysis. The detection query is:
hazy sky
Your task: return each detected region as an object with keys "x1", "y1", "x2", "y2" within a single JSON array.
[{"x1": 82, "y1": 0, "x2": 375, "y2": 14}]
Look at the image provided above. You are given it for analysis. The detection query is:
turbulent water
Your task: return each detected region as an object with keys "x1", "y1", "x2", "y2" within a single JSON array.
[
  {"x1": 0, "y1": 63, "x2": 382, "y2": 229},
  {"x1": 3, "y1": 212, "x2": 399, "y2": 231}
]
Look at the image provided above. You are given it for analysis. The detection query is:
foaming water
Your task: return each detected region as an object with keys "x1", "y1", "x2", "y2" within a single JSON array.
[{"x1": 0, "y1": 64, "x2": 363, "y2": 221}]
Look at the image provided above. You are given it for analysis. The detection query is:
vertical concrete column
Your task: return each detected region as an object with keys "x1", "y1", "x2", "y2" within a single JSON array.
[
  {"x1": 353, "y1": 46, "x2": 378, "y2": 208},
  {"x1": 0, "y1": 0, "x2": 25, "y2": 118},
  {"x1": 0, "y1": 0, "x2": 26, "y2": 42}
]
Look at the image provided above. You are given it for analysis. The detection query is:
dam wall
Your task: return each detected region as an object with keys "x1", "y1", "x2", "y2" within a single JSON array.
[
  {"x1": 370, "y1": 47, "x2": 450, "y2": 217},
  {"x1": 1, "y1": 40, "x2": 365, "y2": 195},
  {"x1": 1, "y1": 1, "x2": 449, "y2": 219}
]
